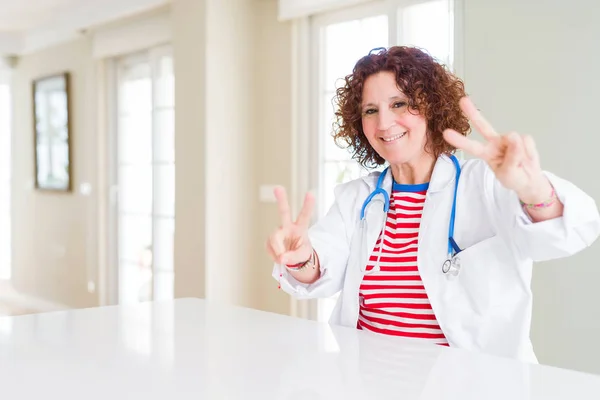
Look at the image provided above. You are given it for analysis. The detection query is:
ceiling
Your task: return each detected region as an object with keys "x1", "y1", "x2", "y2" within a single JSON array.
[{"x1": 0, "y1": 0, "x2": 169, "y2": 55}]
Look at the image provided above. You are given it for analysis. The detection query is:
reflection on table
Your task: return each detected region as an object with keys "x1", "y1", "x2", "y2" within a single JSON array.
[{"x1": 0, "y1": 298, "x2": 599, "y2": 399}]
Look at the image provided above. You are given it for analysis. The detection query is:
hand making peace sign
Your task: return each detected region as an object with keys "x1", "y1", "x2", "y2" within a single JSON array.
[
  {"x1": 442, "y1": 97, "x2": 545, "y2": 197},
  {"x1": 266, "y1": 187, "x2": 315, "y2": 266}
]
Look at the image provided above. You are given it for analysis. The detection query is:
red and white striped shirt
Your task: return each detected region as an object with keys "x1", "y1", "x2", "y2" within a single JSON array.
[{"x1": 357, "y1": 182, "x2": 448, "y2": 346}]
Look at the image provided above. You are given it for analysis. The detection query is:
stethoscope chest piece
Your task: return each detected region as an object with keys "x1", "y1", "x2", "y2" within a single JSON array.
[{"x1": 442, "y1": 255, "x2": 461, "y2": 277}]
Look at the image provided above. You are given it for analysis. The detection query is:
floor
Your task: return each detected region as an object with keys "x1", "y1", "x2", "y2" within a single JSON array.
[
  {"x1": 0, "y1": 301, "x2": 33, "y2": 316},
  {"x1": 0, "y1": 280, "x2": 38, "y2": 316}
]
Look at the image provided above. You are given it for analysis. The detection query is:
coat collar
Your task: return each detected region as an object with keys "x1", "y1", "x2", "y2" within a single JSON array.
[{"x1": 362, "y1": 154, "x2": 459, "y2": 195}]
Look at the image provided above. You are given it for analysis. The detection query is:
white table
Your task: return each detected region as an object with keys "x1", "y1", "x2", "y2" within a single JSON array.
[{"x1": 0, "y1": 298, "x2": 599, "y2": 399}]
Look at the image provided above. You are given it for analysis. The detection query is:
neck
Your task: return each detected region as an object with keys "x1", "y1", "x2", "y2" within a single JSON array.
[{"x1": 390, "y1": 154, "x2": 436, "y2": 185}]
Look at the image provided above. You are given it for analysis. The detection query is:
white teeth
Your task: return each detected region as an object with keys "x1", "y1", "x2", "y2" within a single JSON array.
[{"x1": 382, "y1": 132, "x2": 406, "y2": 142}]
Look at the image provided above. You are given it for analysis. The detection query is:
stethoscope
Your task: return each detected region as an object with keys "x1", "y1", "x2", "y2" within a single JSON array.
[{"x1": 360, "y1": 154, "x2": 463, "y2": 276}]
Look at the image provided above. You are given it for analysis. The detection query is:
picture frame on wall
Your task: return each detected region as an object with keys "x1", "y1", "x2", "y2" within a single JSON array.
[{"x1": 32, "y1": 72, "x2": 72, "y2": 192}]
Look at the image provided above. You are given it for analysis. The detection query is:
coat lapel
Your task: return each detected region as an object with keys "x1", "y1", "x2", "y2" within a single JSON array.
[{"x1": 417, "y1": 154, "x2": 461, "y2": 345}]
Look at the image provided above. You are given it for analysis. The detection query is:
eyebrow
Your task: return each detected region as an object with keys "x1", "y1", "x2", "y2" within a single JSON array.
[{"x1": 361, "y1": 96, "x2": 407, "y2": 109}]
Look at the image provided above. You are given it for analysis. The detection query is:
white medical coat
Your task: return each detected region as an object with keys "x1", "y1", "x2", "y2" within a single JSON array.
[{"x1": 273, "y1": 155, "x2": 600, "y2": 363}]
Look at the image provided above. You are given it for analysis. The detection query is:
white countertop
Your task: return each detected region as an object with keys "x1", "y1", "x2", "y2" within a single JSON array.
[{"x1": 0, "y1": 298, "x2": 599, "y2": 399}]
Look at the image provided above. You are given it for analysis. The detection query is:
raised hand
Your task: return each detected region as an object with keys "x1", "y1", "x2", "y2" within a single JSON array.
[
  {"x1": 442, "y1": 97, "x2": 545, "y2": 197},
  {"x1": 266, "y1": 187, "x2": 315, "y2": 266}
]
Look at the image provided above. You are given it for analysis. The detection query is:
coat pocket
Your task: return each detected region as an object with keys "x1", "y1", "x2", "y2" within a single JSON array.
[{"x1": 452, "y1": 235, "x2": 510, "y2": 314}]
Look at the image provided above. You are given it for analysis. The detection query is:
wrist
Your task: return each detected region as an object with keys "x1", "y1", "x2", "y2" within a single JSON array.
[
  {"x1": 285, "y1": 249, "x2": 316, "y2": 272},
  {"x1": 517, "y1": 175, "x2": 554, "y2": 206}
]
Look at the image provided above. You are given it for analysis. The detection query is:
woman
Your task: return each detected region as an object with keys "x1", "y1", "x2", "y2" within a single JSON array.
[{"x1": 266, "y1": 46, "x2": 600, "y2": 363}]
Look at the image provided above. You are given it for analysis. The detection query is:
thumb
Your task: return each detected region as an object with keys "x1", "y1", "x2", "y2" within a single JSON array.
[
  {"x1": 280, "y1": 245, "x2": 312, "y2": 266},
  {"x1": 503, "y1": 132, "x2": 524, "y2": 170}
]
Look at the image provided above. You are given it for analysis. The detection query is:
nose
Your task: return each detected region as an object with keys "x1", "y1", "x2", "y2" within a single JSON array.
[{"x1": 377, "y1": 107, "x2": 396, "y2": 132}]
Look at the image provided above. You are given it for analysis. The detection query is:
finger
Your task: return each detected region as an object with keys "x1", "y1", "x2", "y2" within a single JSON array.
[
  {"x1": 266, "y1": 239, "x2": 278, "y2": 261},
  {"x1": 522, "y1": 134, "x2": 540, "y2": 166},
  {"x1": 459, "y1": 97, "x2": 498, "y2": 141},
  {"x1": 281, "y1": 246, "x2": 312, "y2": 266},
  {"x1": 269, "y1": 229, "x2": 287, "y2": 259},
  {"x1": 267, "y1": 239, "x2": 288, "y2": 265},
  {"x1": 274, "y1": 186, "x2": 293, "y2": 228},
  {"x1": 443, "y1": 129, "x2": 487, "y2": 159},
  {"x1": 295, "y1": 192, "x2": 315, "y2": 229},
  {"x1": 502, "y1": 132, "x2": 524, "y2": 169}
]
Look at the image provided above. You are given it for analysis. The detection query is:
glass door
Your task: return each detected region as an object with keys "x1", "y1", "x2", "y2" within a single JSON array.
[{"x1": 111, "y1": 45, "x2": 175, "y2": 304}]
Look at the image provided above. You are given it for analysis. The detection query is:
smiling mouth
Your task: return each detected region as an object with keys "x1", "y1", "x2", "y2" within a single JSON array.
[{"x1": 381, "y1": 132, "x2": 406, "y2": 142}]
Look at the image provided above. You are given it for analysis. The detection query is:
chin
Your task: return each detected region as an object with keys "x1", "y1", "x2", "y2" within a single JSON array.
[
  {"x1": 381, "y1": 153, "x2": 413, "y2": 166},
  {"x1": 384, "y1": 158, "x2": 408, "y2": 166},
  {"x1": 379, "y1": 145, "x2": 430, "y2": 166}
]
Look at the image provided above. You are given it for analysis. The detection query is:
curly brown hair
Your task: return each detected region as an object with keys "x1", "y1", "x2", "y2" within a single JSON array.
[{"x1": 332, "y1": 46, "x2": 471, "y2": 169}]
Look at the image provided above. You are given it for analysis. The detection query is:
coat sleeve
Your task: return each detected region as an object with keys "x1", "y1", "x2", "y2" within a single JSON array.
[
  {"x1": 484, "y1": 165, "x2": 600, "y2": 262},
  {"x1": 272, "y1": 182, "x2": 357, "y2": 299}
]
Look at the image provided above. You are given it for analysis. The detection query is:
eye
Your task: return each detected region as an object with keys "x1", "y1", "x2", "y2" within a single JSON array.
[
  {"x1": 392, "y1": 101, "x2": 407, "y2": 108},
  {"x1": 363, "y1": 108, "x2": 377, "y2": 115}
]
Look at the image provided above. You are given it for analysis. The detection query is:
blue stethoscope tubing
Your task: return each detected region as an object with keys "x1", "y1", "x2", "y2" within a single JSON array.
[
  {"x1": 359, "y1": 169, "x2": 390, "y2": 220},
  {"x1": 360, "y1": 154, "x2": 462, "y2": 274}
]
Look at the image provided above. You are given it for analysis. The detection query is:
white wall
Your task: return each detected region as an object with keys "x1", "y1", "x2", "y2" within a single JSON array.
[{"x1": 462, "y1": 0, "x2": 600, "y2": 373}]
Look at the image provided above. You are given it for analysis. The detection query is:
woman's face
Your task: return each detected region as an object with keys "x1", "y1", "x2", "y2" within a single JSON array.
[{"x1": 361, "y1": 71, "x2": 429, "y2": 166}]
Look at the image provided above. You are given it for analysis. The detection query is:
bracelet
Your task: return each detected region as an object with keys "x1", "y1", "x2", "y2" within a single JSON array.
[
  {"x1": 519, "y1": 186, "x2": 557, "y2": 209},
  {"x1": 285, "y1": 250, "x2": 316, "y2": 272}
]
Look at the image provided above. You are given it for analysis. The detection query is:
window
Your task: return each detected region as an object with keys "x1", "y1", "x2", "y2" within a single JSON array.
[
  {"x1": 109, "y1": 45, "x2": 175, "y2": 305},
  {"x1": 311, "y1": 0, "x2": 454, "y2": 322},
  {"x1": 317, "y1": 14, "x2": 389, "y2": 214},
  {"x1": 0, "y1": 77, "x2": 11, "y2": 281}
]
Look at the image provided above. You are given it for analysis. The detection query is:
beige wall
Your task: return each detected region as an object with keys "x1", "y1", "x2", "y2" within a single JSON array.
[
  {"x1": 9, "y1": 0, "x2": 294, "y2": 314},
  {"x1": 11, "y1": 37, "x2": 99, "y2": 308},
  {"x1": 171, "y1": 0, "x2": 207, "y2": 300},
  {"x1": 254, "y1": 0, "x2": 294, "y2": 315},
  {"x1": 171, "y1": 0, "x2": 289, "y2": 310},
  {"x1": 204, "y1": 0, "x2": 258, "y2": 308}
]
